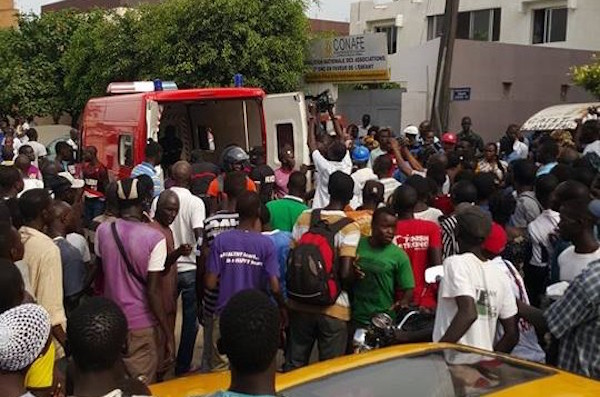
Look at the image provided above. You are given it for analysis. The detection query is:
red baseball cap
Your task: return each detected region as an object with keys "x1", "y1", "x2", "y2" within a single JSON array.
[
  {"x1": 482, "y1": 222, "x2": 507, "y2": 255},
  {"x1": 442, "y1": 132, "x2": 458, "y2": 145}
]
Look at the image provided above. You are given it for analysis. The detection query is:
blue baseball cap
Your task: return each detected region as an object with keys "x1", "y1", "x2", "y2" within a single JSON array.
[
  {"x1": 352, "y1": 145, "x2": 370, "y2": 163},
  {"x1": 589, "y1": 199, "x2": 600, "y2": 219}
]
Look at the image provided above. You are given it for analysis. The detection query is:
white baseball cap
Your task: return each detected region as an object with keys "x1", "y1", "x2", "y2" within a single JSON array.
[
  {"x1": 403, "y1": 125, "x2": 419, "y2": 136},
  {"x1": 58, "y1": 171, "x2": 85, "y2": 189}
]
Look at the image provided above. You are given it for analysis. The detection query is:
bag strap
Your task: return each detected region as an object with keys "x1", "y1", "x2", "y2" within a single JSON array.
[
  {"x1": 309, "y1": 209, "x2": 322, "y2": 228},
  {"x1": 110, "y1": 222, "x2": 147, "y2": 286},
  {"x1": 328, "y1": 217, "x2": 353, "y2": 235}
]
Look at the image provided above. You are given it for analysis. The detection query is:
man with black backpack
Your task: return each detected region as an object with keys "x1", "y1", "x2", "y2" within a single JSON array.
[{"x1": 284, "y1": 171, "x2": 360, "y2": 371}]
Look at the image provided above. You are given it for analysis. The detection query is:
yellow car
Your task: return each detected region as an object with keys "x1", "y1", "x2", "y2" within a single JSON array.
[{"x1": 151, "y1": 343, "x2": 600, "y2": 397}]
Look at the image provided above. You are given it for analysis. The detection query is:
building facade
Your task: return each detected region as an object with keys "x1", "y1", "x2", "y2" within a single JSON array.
[
  {"x1": 347, "y1": 0, "x2": 598, "y2": 141},
  {"x1": 0, "y1": 0, "x2": 17, "y2": 27},
  {"x1": 351, "y1": 0, "x2": 600, "y2": 52}
]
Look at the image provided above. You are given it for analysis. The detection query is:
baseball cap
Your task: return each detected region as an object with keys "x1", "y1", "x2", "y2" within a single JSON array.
[
  {"x1": 456, "y1": 205, "x2": 492, "y2": 240},
  {"x1": 58, "y1": 171, "x2": 84, "y2": 189},
  {"x1": 0, "y1": 304, "x2": 51, "y2": 372},
  {"x1": 589, "y1": 199, "x2": 600, "y2": 219},
  {"x1": 352, "y1": 145, "x2": 370, "y2": 163},
  {"x1": 442, "y1": 132, "x2": 458, "y2": 145},
  {"x1": 403, "y1": 126, "x2": 419, "y2": 136},
  {"x1": 482, "y1": 222, "x2": 508, "y2": 255}
]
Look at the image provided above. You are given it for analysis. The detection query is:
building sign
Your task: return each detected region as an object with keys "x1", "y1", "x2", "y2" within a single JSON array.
[
  {"x1": 306, "y1": 33, "x2": 390, "y2": 83},
  {"x1": 451, "y1": 87, "x2": 471, "y2": 101}
]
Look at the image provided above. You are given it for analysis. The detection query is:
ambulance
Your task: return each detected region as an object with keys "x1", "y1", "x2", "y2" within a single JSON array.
[{"x1": 80, "y1": 81, "x2": 309, "y2": 179}]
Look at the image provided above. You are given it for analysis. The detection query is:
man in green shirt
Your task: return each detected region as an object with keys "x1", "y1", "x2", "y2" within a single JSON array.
[
  {"x1": 352, "y1": 207, "x2": 415, "y2": 327},
  {"x1": 457, "y1": 116, "x2": 484, "y2": 154},
  {"x1": 265, "y1": 171, "x2": 308, "y2": 232}
]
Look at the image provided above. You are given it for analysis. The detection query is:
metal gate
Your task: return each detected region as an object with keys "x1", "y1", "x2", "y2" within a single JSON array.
[{"x1": 336, "y1": 88, "x2": 404, "y2": 134}]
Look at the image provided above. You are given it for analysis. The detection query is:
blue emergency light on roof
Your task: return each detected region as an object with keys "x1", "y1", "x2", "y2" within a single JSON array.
[
  {"x1": 106, "y1": 81, "x2": 178, "y2": 94},
  {"x1": 234, "y1": 73, "x2": 244, "y2": 88}
]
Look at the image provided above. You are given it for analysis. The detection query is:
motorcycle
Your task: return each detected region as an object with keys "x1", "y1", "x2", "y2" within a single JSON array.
[{"x1": 353, "y1": 266, "x2": 443, "y2": 353}]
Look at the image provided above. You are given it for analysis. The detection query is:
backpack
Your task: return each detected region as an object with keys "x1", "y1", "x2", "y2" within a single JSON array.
[{"x1": 286, "y1": 210, "x2": 352, "y2": 306}]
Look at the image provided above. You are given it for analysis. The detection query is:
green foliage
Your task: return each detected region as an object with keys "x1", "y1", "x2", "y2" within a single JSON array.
[
  {"x1": 0, "y1": 0, "x2": 310, "y2": 120},
  {"x1": 572, "y1": 55, "x2": 600, "y2": 100},
  {"x1": 0, "y1": 10, "x2": 83, "y2": 119},
  {"x1": 134, "y1": 0, "x2": 308, "y2": 92}
]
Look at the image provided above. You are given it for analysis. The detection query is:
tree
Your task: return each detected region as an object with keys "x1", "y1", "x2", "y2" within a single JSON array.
[
  {"x1": 9, "y1": 11, "x2": 83, "y2": 121},
  {"x1": 61, "y1": 9, "x2": 143, "y2": 121},
  {"x1": 572, "y1": 55, "x2": 600, "y2": 100},
  {"x1": 134, "y1": 0, "x2": 309, "y2": 92}
]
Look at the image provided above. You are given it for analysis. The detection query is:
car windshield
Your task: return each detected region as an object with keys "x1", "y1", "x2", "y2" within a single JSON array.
[{"x1": 280, "y1": 348, "x2": 553, "y2": 397}]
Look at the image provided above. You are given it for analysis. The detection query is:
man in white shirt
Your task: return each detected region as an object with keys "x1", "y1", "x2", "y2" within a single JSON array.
[
  {"x1": 307, "y1": 107, "x2": 352, "y2": 209},
  {"x1": 357, "y1": 114, "x2": 371, "y2": 138},
  {"x1": 373, "y1": 154, "x2": 400, "y2": 204},
  {"x1": 349, "y1": 145, "x2": 376, "y2": 210},
  {"x1": 25, "y1": 129, "x2": 47, "y2": 165},
  {"x1": 557, "y1": 198, "x2": 600, "y2": 282},
  {"x1": 433, "y1": 206, "x2": 518, "y2": 353},
  {"x1": 153, "y1": 161, "x2": 206, "y2": 375},
  {"x1": 526, "y1": 174, "x2": 560, "y2": 307}
]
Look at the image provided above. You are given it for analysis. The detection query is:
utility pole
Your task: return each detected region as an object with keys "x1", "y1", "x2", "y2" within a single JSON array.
[{"x1": 430, "y1": 0, "x2": 459, "y2": 133}]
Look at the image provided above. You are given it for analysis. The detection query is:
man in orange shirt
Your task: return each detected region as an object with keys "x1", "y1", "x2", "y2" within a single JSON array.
[{"x1": 206, "y1": 146, "x2": 256, "y2": 213}]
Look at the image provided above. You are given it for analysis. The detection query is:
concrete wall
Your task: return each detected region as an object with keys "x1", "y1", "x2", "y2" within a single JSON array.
[
  {"x1": 351, "y1": 0, "x2": 600, "y2": 51},
  {"x1": 0, "y1": 0, "x2": 17, "y2": 28},
  {"x1": 447, "y1": 39, "x2": 596, "y2": 142}
]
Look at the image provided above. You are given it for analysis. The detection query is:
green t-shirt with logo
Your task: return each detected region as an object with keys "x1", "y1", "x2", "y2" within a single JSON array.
[
  {"x1": 352, "y1": 237, "x2": 415, "y2": 326},
  {"x1": 266, "y1": 196, "x2": 309, "y2": 232}
]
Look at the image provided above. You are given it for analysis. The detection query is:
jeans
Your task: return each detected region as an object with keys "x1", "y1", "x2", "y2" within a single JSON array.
[
  {"x1": 84, "y1": 198, "x2": 105, "y2": 226},
  {"x1": 284, "y1": 310, "x2": 347, "y2": 372},
  {"x1": 175, "y1": 270, "x2": 199, "y2": 375},
  {"x1": 200, "y1": 313, "x2": 229, "y2": 372}
]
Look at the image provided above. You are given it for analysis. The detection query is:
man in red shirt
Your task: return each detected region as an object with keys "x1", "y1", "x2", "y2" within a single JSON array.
[
  {"x1": 392, "y1": 184, "x2": 442, "y2": 309},
  {"x1": 80, "y1": 146, "x2": 109, "y2": 225}
]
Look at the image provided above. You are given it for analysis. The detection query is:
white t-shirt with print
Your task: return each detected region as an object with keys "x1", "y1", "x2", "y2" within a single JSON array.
[
  {"x1": 433, "y1": 253, "x2": 518, "y2": 351},
  {"x1": 311, "y1": 150, "x2": 352, "y2": 209},
  {"x1": 558, "y1": 245, "x2": 600, "y2": 282},
  {"x1": 415, "y1": 207, "x2": 444, "y2": 225},
  {"x1": 490, "y1": 257, "x2": 546, "y2": 363}
]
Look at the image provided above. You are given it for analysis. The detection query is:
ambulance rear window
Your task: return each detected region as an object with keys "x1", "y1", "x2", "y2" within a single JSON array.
[
  {"x1": 276, "y1": 123, "x2": 294, "y2": 162},
  {"x1": 119, "y1": 135, "x2": 134, "y2": 167}
]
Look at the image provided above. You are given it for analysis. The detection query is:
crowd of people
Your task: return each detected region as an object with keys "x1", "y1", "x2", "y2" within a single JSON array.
[{"x1": 1, "y1": 107, "x2": 600, "y2": 397}]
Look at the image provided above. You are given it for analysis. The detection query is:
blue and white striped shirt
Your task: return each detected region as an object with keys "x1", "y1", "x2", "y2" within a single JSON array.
[{"x1": 131, "y1": 161, "x2": 162, "y2": 197}]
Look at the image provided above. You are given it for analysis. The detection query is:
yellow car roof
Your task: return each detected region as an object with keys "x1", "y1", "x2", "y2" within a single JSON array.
[{"x1": 150, "y1": 343, "x2": 600, "y2": 397}]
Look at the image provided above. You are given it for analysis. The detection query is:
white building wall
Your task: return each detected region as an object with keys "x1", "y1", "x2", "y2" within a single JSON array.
[{"x1": 351, "y1": 0, "x2": 600, "y2": 52}]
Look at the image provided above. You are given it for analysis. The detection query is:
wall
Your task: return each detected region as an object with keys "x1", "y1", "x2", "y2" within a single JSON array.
[
  {"x1": 0, "y1": 0, "x2": 17, "y2": 27},
  {"x1": 350, "y1": 0, "x2": 600, "y2": 52},
  {"x1": 447, "y1": 39, "x2": 596, "y2": 142}
]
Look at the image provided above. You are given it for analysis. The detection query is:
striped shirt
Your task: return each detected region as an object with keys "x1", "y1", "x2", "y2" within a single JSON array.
[
  {"x1": 131, "y1": 161, "x2": 162, "y2": 198},
  {"x1": 545, "y1": 259, "x2": 600, "y2": 379},
  {"x1": 440, "y1": 215, "x2": 459, "y2": 260},
  {"x1": 202, "y1": 211, "x2": 239, "y2": 316},
  {"x1": 288, "y1": 210, "x2": 361, "y2": 321}
]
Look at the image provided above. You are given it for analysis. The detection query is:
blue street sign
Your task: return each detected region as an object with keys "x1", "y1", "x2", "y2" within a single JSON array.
[{"x1": 451, "y1": 87, "x2": 471, "y2": 101}]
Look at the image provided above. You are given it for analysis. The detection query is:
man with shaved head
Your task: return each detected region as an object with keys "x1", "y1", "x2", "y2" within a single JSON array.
[
  {"x1": 47, "y1": 200, "x2": 87, "y2": 316},
  {"x1": 149, "y1": 189, "x2": 192, "y2": 379},
  {"x1": 152, "y1": 160, "x2": 206, "y2": 375}
]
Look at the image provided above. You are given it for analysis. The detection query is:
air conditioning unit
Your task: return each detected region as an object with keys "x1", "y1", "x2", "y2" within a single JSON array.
[{"x1": 395, "y1": 14, "x2": 404, "y2": 27}]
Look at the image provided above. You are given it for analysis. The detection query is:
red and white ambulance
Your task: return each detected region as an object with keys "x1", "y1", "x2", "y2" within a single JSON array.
[{"x1": 81, "y1": 81, "x2": 309, "y2": 180}]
